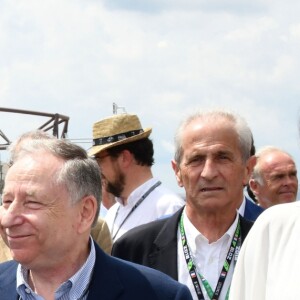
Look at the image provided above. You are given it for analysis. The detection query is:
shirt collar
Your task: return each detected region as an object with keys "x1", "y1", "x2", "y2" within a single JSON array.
[
  {"x1": 182, "y1": 207, "x2": 239, "y2": 254},
  {"x1": 115, "y1": 177, "x2": 158, "y2": 206},
  {"x1": 238, "y1": 196, "x2": 246, "y2": 216},
  {"x1": 16, "y1": 237, "x2": 96, "y2": 299}
]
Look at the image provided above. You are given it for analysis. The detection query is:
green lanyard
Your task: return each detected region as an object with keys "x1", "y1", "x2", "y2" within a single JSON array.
[{"x1": 179, "y1": 213, "x2": 241, "y2": 300}]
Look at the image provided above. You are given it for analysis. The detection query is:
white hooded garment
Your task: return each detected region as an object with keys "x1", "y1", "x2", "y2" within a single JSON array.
[{"x1": 230, "y1": 201, "x2": 300, "y2": 300}]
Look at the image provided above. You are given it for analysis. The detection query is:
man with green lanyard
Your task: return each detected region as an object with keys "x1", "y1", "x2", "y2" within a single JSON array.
[{"x1": 112, "y1": 110, "x2": 255, "y2": 300}]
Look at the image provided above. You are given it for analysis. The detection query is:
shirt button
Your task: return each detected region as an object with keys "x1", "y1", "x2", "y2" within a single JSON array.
[{"x1": 25, "y1": 288, "x2": 31, "y2": 294}]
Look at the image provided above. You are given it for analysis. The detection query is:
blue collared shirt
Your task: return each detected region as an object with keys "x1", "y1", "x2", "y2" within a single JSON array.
[{"x1": 16, "y1": 237, "x2": 96, "y2": 300}]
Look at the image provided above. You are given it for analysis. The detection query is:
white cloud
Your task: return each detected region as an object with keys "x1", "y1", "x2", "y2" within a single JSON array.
[
  {"x1": 290, "y1": 23, "x2": 300, "y2": 39},
  {"x1": 102, "y1": 0, "x2": 268, "y2": 15},
  {"x1": 1, "y1": 0, "x2": 300, "y2": 192}
]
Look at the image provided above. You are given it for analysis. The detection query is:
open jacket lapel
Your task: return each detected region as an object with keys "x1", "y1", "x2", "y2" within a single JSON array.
[
  {"x1": 0, "y1": 260, "x2": 18, "y2": 299},
  {"x1": 148, "y1": 207, "x2": 184, "y2": 280},
  {"x1": 147, "y1": 207, "x2": 252, "y2": 281},
  {"x1": 88, "y1": 245, "x2": 124, "y2": 300}
]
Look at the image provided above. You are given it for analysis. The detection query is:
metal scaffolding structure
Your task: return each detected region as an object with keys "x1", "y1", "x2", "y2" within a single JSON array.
[
  {"x1": 0, "y1": 107, "x2": 69, "y2": 150},
  {"x1": 0, "y1": 107, "x2": 70, "y2": 196},
  {"x1": 0, "y1": 103, "x2": 125, "y2": 195}
]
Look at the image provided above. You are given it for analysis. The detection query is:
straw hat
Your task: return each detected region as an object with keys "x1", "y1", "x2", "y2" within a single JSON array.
[{"x1": 89, "y1": 114, "x2": 152, "y2": 157}]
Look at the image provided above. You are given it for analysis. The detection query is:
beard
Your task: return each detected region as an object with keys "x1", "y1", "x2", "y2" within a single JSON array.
[{"x1": 105, "y1": 171, "x2": 125, "y2": 198}]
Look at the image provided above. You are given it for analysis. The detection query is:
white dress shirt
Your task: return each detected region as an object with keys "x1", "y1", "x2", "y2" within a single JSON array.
[
  {"x1": 178, "y1": 207, "x2": 239, "y2": 300},
  {"x1": 238, "y1": 196, "x2": 246, "y2": 216}
]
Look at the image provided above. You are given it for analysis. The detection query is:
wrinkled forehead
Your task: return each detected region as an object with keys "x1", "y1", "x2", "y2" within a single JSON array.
[
  {"x1": 261, "y1": 152, "x2": 296, "y2": 170},
  {"x1": 183, "y1": 119, "x2": 239, "y2": 146},
  {"x1": 5, "y1": 151, "x2": 63, "y2": 189}
]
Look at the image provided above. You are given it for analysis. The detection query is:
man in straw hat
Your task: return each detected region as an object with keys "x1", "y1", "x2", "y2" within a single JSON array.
[{"x1": 89, "y1": 113, "x2": 184, "y2": 242}]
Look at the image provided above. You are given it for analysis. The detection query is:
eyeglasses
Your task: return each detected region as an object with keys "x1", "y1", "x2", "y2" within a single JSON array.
[{"x1": 95, "y1": 153, "x2": 110, "y2": 163}]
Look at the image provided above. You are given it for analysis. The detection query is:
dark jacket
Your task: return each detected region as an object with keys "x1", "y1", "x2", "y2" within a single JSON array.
[
  {"x1": 0, "y1": 242, "x2": 192, "y2": 300},
  {"x1": 112, "y1": 206, "x2": 254, "y2": 280},
  {"x1": 244, "y1": 197, "x2": 264, "y2": 222}
]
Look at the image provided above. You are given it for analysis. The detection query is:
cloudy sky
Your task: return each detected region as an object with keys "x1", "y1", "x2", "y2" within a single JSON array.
[{"x1": 1, "y1": 0, "x2": 300, "y2": 194}]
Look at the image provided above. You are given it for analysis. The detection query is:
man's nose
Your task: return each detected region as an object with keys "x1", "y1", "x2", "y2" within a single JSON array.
[
  {"x1": 0, "y1": 201, "x2": 24, "y2": 228},
  {"x1": 201, "y1": 159, "x2": 217, "y2": 180}
]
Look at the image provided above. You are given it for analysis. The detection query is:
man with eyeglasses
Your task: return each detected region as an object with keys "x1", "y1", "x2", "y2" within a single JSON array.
[{"x1": 89, "y1": 113, "x2": 184, "y2": 242}]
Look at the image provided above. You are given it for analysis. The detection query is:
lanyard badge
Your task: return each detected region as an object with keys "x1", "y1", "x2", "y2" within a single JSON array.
[{"x1": 179, "y1": 213, "x2": 241, "y2": 300}]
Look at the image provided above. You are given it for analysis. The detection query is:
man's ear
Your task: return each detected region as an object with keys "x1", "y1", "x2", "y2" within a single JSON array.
[
  {"x1": 249, "y1": 179, "x2": 259, "y2": 197},
  {"x1": 171, "y1": 159, "x2": 183, "y2": 187},
  {"x1": 243, "y1": 155, "x2": 257, "y2": 185},
  {"x1": 77, "y1": 196, "x2": 98, "y2": 234},
  {"x1": 118, "y1": 150, "x2": 133, "y2": 168}
]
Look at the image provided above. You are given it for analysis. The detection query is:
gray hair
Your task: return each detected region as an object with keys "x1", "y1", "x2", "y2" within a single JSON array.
[
  {"x1": 15, "y1": 138, "x2": 101, "y2": 226},
  {"x1": 174, "y1": 110, "x2": 253, "y2": 165},
  {"x1": 251, "y1": 146, "x2": 295, "y2": 185},
  {"x1": 9, "y1": 130, "x2": 55, "y2": 164}
]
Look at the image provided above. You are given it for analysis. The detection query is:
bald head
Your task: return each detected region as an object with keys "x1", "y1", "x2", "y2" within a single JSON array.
[{"x1": 250, "y1": 146, "x2": 298, "y2": 208}]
